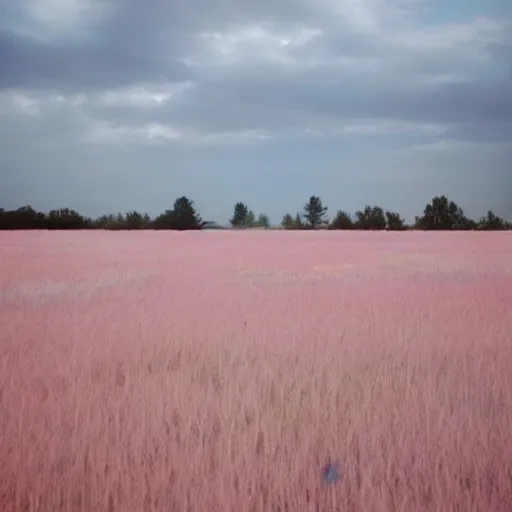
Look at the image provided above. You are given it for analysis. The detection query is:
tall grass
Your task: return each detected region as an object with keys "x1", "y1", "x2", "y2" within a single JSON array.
[{"x1": 1, "y1": 231, "x2": 511, "y2": 511}]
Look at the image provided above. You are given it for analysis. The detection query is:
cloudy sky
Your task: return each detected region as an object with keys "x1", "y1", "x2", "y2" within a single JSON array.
[{"x1": 1, "y1": 0, "x2": 511, "y2": 225}]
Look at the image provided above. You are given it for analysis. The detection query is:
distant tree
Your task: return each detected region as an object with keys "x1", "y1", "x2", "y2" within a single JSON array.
[
  {"x1": 202, "y1": 221, "x2": 225, "y2": 229},
  {"x1": 92, "y1": 213, "x2": 118, "y2": 229},
  {"x1": 385, "y1": 211, "x2": 406, "y2": 231},
  {"x1": 152, "y1": 210, "x2": 175, "y2": 230},
  {"x1": 478, "y1": 210, "x2": 505, "y2": 231},
  {"x1": 355, "y1": 205, "x2": 386, "y2": 230},
  {"x1": 454, "y1": 215, "x2": 477, "y2": 231},
  {"x1": 17, "y1": 205, "x2": 36, "y2": 216},
  {"x1": 230, "y1": 202, "x2": 249, "y2": 227},
  {"x1": 294, "y1": 213, "x2": 304, "y2": 229},
  {"x1": 329, "y1": 210, "x2": 354, "y2": 230},
  {"x1": 169, "y1": 196, "x2": 203, "y2": 230},
  {"x1": 1, "y1": 195, "x2": 510, "y2": 232},
  {"x1": 124, "y1": 211, "x2": 140, "y2": 229},
  {"x1": 142, "y1": 213, "x2": 151, "y2": 227},
  {"x1": 371, "y1": 206, "x2": 386, "y2": 230},
  {"x1": 93, "y1": 213, "x2": 125, "y2": 230},
  {"x1": 281, "y1": 213, "x2": 294, "y2": 229},
  {"x1": 150, "y1": 197, "x2": 203, "y2": 231},
  {"x1": 256, "y1": 213, "x2": 270, "y2": 228},
  {"x1": 280, "y1": 212, "x2": 304, "y2": 229},
  {"x1": 124, "y1": 211, "x2": 151, "y2": 230},
  {"x1": 415, "y1": 195, "x2": 470, "y2": 230},
  {"x1": 303, "y1": 196, "x2": 328, "y2": 229},
  {"x1": 115, "y1": 213, "x2": 125, "y2": 228},
  {"x1": 246, "y1": 210, "x2": 256, "y2": 227},
  {"x1": 47, "y1": 208, "x2": 87, "y2": 229},
  {"x1": 91, "y1": 214, "x2": 106, "y2": 229},
  {"x1": 15, "y1": 205, "x2": 38, "y2": 229}
]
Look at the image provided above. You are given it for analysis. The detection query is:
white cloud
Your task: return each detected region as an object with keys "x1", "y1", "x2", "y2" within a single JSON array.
[
  {"x1": 331, "y1": 0, "x2": 382, "y2": 33},
  {"x1": 0, "y1": 92, "x2": 41, "y2": 116},
  {"x1": 414, "y1": 73, "x2": 473, "y2": 85},
  {"x1": 319, "y1": 0, "x2": 431, "y2": 33},
  {"x1": 15, "y1": 97, "x2": 39, "y2": 115},
  {"x1": 86, "y1": 121, "x2": 183, "y2": 144},
  {"x1": 0, "y1": 83, "x2": 193, "y2": 124},
  {"x1": 186, "y1": 24, "x2": 324, "y2": 67},
  {"x1": 0, "y1": 87, "x2": 458, "y2": 149},
  {"x1": 100, "y1": 82, "x2": 195, "y2": 107},
  {"x1": 146, "y1": 123, "x2": 183, "y2": 140},
  {"x1": 304, "y1": 128, "x2": 326, "y2": 137},
  {"x1": 195, "y1": 129, "x2": 272, "y2": 147},
  {"x1": 22, "y1": 0, "x2": 111, "y2": 33},
  {"x1": 298, "y1": 119, "x2": 448, "y2": 139},
  {"x1": 84, "y1": 119, "x2": 271, "y2": 148},
  {"x1": 0, "y1": 88, "x2": 272, "y2": 148},
  {"x1": 388, "y1": 17, "x2": 507, "y2": 57},
  {"x1": 395, "y1": 138, "x2": 452, "y2": 152},
  {"x1": 0, "y1": 89, "x2": 90, "y2": 116},
  {"x1": 180, "y1": 8, "x2": 510, "y2": 88},
  {"x1": 397, "y1": 137, "x2": 512, "y2": 154},
  {"x1": 338, "y1": 119, "x2": 447, "y2": 136}
]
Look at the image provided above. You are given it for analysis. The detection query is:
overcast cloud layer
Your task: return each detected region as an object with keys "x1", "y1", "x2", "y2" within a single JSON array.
[{"x1": 1, "y1": 0, "x2": 511, "y2": 224}]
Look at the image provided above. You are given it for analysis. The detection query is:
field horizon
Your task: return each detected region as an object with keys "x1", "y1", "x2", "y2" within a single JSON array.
[{"x1": 1, "y1": 231, "x2": 511, "y2": 511}]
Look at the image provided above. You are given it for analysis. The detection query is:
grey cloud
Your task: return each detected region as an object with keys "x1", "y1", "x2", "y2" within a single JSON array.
[
  {"x1": 12, "y1": 76, "x2": 509, "y2": 146},
  {"x1": 449, "y1": 121, "x2": 512, "y2": 144},
  {"x1": 3, "y1": 0, "x2": 510, "y2": 97},
  {"x1": 105, "y1": 0, "x2": 320, "y2": 28},
  {"x1": 0, "y1": 30, "x2": 191, "y2": 91},
  {"x1": 204, "y1": 78, "x2": 512, "y2": 125}
]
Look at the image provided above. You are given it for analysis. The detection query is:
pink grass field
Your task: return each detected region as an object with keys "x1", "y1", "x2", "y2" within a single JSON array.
[{"x1": 1, "y1": 230, "x2": 512, "y2": 512}]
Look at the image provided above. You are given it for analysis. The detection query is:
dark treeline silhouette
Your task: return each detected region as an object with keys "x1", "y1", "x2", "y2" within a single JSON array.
[
  {"x1": 0, "y1": 197, "x2": 207, "y2": 231},
  {"x1": 278, "y1": 195, "x2": 511, "y2": 231},
  {"x1": 0, "y1": 194, "x2": 510, "y2": 231}
]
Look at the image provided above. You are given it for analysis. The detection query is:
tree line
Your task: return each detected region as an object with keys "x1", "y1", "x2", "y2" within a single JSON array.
[
  {"x1": 0, "y1": 194, "x2": 510, "y2": 231},
  {"x1": 233, "y1": 195, "x2": 511, "y2": 231},
  {"x1": 0, "y1": 197, "x2": 207, "y2": 231}
]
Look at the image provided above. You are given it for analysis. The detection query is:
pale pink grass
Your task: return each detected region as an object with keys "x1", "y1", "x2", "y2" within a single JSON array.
[{"x1": 1, "y1": 231, "x2": 511, "y2": 511}]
